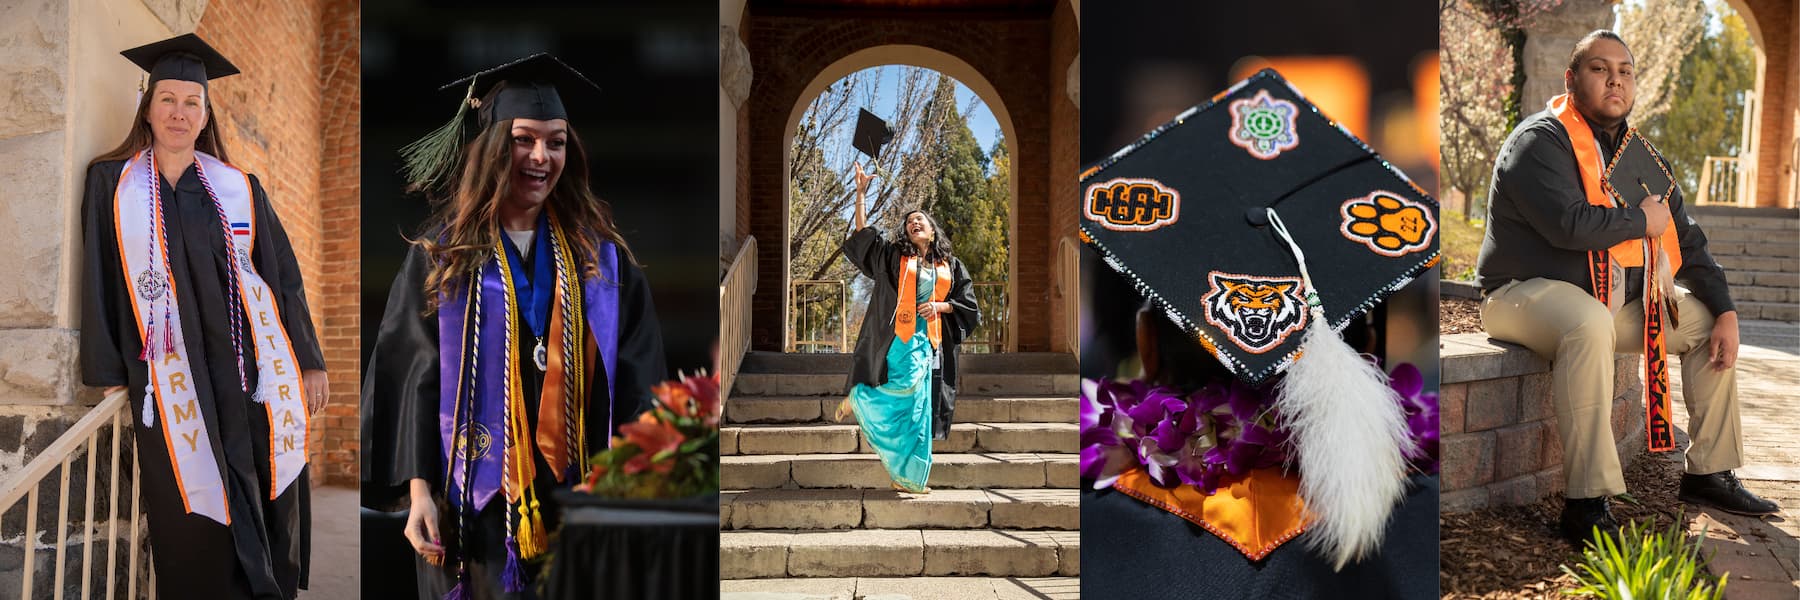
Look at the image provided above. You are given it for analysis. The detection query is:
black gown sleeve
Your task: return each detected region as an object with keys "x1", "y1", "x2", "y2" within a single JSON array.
[
  {"x1": 606, "y1": 250, "x2": 668, "y2": 429},
  {"x1": 1665, "y1": 185, "x2": 1736, "y2": 316},
  {"x1": 80, "y1": 162, "x2": 129, "y2": 387},
  {"x1": 843, "y1": 226, "x2": 895, "y2": 283},
  {"x1": 248, "y1": 175, "x2": 326, "y2": 371},
  {"x1": 1495, "y1": 121, "x2": 1648, "y2": 251},
  {"x1": 360, "y1": 245, "x2": 441, "y2": 508},
  {"x1": 943, "y1": 259, "x2": 980, "y2": 340}
]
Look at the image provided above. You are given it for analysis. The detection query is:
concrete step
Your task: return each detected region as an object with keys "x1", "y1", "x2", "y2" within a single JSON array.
[
  {"x1": 721, "y1": 529, "x2": 1080, "y2": 579},
  {"x1": 740, "y1": 352, "x2": 1077, "y2": 375},
  {"x1": 722, "y1": 453, "x2": 1079, "y2": 490},
  {"x1": 1728, "y1": 285, "x2": 1800, "y2": 304},
  {"x1": 725, "y1": 423, "x2": 1078, "y2": 455},
  {"x1": 1690, "y1": 207, "x2": 1799, "y2": 230},
  {"x1": 720, "y1": 488, "x2": 1079, "y2": 531},
  {"x1": 1719, "y1": 255, "x2": 1799, "y2": 274},
  {"x1": 1705, "y1": 227, "x2": 1800, "y2": 245},
  {"x1": 1737, "y1": 301, "x2": 1799, "y2": 322},
  {"x1": 1706, "y1": 240, "x2": 1800, "y2": 259},
  {"x1": 726, "y1": 396, "x2": 1076, "y2": 426},
  {"x1": 733, "y1": 373, "x2": 1079, "y2": 397},
  {"x1": 1726, "y1": 270, "x2": 1799, "y2": 288},
  {"x1": 722, "y1": 576, "x2": 1080, "y2": 600}
]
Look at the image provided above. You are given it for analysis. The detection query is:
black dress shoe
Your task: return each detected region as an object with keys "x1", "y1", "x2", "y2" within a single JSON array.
[
  {"x1": 1679, "y1": 471, "x2": 1781, "y2": 516},
  {"x1": 1561, "y1": 496, "x2": 1621, "y2": 548}
]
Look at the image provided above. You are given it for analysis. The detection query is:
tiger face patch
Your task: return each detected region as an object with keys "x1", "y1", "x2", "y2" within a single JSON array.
[
  {"x1": 1203, "y1": 272, "x2": 1309, "y2": 354},
  {"x1": 1339, "y1": 191, "x2": 1436, "y2": 256},
  {"x1": 1084, "y1": 177, "x2": 1181, "y2": 231},
  {"x1": 1228, "y1": 90, "x2": 1300, "y2": 160}
]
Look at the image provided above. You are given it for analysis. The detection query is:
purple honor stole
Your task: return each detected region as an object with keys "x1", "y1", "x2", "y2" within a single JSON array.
[{"x1": 438, "y1": 241, "x2": 622, "y2": 510}]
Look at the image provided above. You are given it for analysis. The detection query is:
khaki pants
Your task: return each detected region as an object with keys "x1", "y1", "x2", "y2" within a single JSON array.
[{"x1": 1481, "y1": 278, "x2": 1743, "y2": 498}]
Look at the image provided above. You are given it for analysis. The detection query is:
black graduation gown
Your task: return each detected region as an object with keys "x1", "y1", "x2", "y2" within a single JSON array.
[
  {"x1": 80, "y1": 160, "x2": 325, "y2": 600},
  {"x1": 841, "y1": 226, "x2": 980, "y2": 439},
  {"x1": 360, "y1": 238, "x2": 666, "y2": 600}
]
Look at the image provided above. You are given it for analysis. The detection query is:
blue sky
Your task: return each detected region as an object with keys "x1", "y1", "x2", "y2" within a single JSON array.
[{"x1": 854, "y1": 65, "x2": 1002, "y2": 161}]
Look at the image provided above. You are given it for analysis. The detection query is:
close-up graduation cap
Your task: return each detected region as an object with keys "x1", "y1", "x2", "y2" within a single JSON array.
[
  {"x1": 1079, "y1": 68, "x2": 1439, "y2": 569},
  {"x1": 401, "y1": 53, "x2": 604, "y2": 192},
  {"x1": 121, "y1": 33, "x2": 240, "y2": 87},
  {"x1": 852, "y1": 108, "x2": 895, "y2": 160}
]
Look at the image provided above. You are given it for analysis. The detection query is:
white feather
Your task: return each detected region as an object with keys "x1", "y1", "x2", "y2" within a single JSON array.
[{"x1": 1275, "y1": 308, "x2": 1416, "y2": 570}]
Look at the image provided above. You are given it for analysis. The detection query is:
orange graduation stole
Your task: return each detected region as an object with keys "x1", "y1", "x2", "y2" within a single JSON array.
[
  {"x1": 1549, "y1": 95, "x2": 1680, "y2": 452},
  {"x1": 894, "y1": 255, "x2": 953, "y2": 348}
]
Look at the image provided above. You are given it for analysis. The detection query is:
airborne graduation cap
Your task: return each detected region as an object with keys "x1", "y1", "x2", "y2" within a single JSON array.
[
  {"x1": 121, "y1": 33, "x2": 241, "y2": 89},
  {"x1": 401, "y1": 53, "x2": 603, "y2": 193},
  {"x1": 1080, "y1": 69, "x2": 1439, "y2": 569},
  {"x1": 852, "y1": 108, "x2": 896, "y2": 159}
]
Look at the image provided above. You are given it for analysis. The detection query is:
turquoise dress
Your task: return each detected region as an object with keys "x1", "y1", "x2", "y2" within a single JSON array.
[{"x1": 847, "y1": 261, "x2": 937, "y2": 492}]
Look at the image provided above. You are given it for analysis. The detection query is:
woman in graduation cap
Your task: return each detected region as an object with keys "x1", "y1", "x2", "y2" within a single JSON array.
[
  {"x1": 837, "y1": 159, "x2": 980, "y2": 494},
  {"x1": 80, "y1": 34, "x2": 327, "y2": 599},
  {"x1": 360, "y1": 53, "x2": 667, "y2": 598}
]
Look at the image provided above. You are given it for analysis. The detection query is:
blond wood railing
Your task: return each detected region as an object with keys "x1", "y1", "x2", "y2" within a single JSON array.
[
  {"x1": 0, "y1": 391, "x2": 153, "y2": 599},
  {"x1": 720, "y1": 236, "x2": 758, "y2": 400}
]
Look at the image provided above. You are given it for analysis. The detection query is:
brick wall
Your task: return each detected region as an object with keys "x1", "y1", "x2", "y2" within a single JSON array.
[
  {"x1": 1440, "y1": 334, "x2": 1646, "y2": 512},
  {"x1": 194, "y1": 0, "x2": 359, "y2": 486},
  {"x1": 742, "y1": 8, "x2": 1058, "y2": 351},
  {"x1": 1047, "y1": 1, "x2": 1079, "y2": 353},
  {"x1": 1740, "y1": 0, "x2": 1796, "y2": 208}
]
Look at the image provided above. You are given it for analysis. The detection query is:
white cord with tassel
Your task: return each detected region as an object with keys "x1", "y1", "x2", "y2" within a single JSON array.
[{"x1": 1265, "y1": 208, "x2": 1416, "y2": 570}]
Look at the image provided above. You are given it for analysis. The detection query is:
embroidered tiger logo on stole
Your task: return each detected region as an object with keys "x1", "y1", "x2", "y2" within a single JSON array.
[{"x1": 1202, "y1": 272, "x2": 1309, "y2": 354}]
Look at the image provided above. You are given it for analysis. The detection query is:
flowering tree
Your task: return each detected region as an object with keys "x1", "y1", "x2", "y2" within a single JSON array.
[
  {"x1": 1617, "y1": 0, "x2": 1707, "y2": 124},
  {"x1": 1439, "y1": 0, "x2": 1517, "y2": 219}
]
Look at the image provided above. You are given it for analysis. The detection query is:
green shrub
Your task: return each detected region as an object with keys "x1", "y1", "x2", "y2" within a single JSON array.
[{"x1": 1561, "y1": 514, "x2": 1728, "y2": 600}]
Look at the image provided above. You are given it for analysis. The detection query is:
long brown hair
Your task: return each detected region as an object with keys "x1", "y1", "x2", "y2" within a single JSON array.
[
  {"x1": 89, "y1": 82, "x2": 232, "y2": 167},
  {"x1": 411, "y1": 115, "x2": 637, "y2": 313}
]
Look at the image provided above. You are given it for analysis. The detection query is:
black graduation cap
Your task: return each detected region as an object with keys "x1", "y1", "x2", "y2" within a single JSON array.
[
  {"x1": 852, "y1": 108, "x2": 896, "y2": 159},
  {"x1": 120, "y1": 33, "x2": 240, "y2": 87},
  {"x1": 1080, "y1": 68, "x2": 1440, "y2": 384},
  {"x1": 1605, "y1": 129, "x2": 1674, "y2": 207},
  {"x1": 401, "y1": 53, "x2": 602, "y2": 192}
]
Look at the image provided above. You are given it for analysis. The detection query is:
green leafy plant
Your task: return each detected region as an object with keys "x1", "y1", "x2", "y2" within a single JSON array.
[{"x1": 1561, "y1": 513, "x2": 1728, "y2": 600}]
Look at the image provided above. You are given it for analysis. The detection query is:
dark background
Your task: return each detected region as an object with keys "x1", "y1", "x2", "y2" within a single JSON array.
[
  {"x1": 360, "y1": 0, "x2": 719, "y2": 381},
  {"x1": 1079, "y1": 0, "x2": 1441, "y2": 388},
  {"x1": 358, "y1": 3, "x2": 717, "y2": 596}
]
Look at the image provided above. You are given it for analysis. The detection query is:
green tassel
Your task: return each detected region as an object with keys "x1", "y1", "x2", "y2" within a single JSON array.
[{"x1": 399, "y1": 78, "x2": 479, "y2": 193}]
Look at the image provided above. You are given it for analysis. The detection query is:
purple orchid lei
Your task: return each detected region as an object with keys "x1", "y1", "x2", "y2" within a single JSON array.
[{"x1": 1081, "y1": 362, "x2": 1440, "y2": 493}]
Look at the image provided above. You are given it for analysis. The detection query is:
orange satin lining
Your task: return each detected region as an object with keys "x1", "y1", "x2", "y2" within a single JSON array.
[
  {"x1": 1548, "y1": 94, "x2": 1682, "y2": 272},
  {"x1": 1112, "y1": 466, "x2": 1309, "y2": 561}
]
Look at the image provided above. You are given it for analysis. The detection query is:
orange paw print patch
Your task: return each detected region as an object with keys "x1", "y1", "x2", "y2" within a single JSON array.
[{"x1": 1339, "y1": 191, "x2": 1436, "y2": 256}]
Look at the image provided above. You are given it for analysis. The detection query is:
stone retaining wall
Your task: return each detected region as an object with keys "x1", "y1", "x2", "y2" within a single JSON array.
[{"x1": 1440, "y1": 333, "x2": 1646, "y2": 512}]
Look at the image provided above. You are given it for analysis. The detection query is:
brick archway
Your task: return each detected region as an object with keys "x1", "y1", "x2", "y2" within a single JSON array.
[
  {"x1": 777, "y1": 46, "x2": 1022, "y2": 352},
  {"x1": 735, "y1": 2, "x2": 1081, "y2": 354},
  {"x1": 1718, "y1": 0, "x2": 1798, "y2": 208}
]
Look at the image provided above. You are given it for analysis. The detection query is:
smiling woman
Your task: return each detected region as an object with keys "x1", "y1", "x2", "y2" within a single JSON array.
[
  {"x1": 79, "y1": 33, "x2": 327, "y2": 600},
  {"x1": 360, "y1": 53, "x2": 669, "y2": 598}
]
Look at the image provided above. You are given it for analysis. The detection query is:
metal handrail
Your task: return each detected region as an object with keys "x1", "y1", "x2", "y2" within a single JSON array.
[
  {"x1": 789, "y1": 280, "x2": 849, "y2": 353},
  {"x1": 963, "y1": 283, "x2": 1008, "y2": 353},
  {"x1": 1696, "y1": 155, "x2": 1747, "y2": 207},
  {"x1": 720, "y1": 237, "x2": 758, "y2": 400},
  {"x1": 0, "y1": 391, "x2": 152, "y2": 599}
]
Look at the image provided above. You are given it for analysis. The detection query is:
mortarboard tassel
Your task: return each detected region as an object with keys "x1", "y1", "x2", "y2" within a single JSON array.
[
  {"x1": 1265, "y1": 208, "x2": 1415, "y2": 570},
  {"x1": 399, "y1": 78, "x2": 480, "y2": 194},
  {"x1": 500, "y1": 536, "x2": 527, "y2": 593},
  {"x1": 142, "y1": 381, "x2": 157, "y2": 427}
]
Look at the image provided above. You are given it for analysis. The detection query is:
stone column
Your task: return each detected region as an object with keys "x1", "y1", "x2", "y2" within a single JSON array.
[
  {"x1": 721, "y1": 25, "x2": 753, "y2": 266},
  {"x1": 1520, "y1": 0, "x2": 1616, "y2": 115},
  {"x1": 0, "y1": 0, "x2": 198, "y2": 472}
]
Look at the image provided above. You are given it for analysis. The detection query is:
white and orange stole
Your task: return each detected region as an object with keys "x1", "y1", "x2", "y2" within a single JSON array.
[{"x1": 115, "y1": 149, "x2": 309, "y2": 524}]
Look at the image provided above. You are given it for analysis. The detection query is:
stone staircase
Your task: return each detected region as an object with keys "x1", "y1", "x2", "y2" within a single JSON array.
[
  {"x1": 721, "y1": 352, "x2": 1081, "y2": 599},
  {"x1": 1692, "y1": 206, "x2": 1799, "y2": 322}
]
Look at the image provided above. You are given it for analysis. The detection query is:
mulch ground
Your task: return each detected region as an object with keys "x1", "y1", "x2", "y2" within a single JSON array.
[
  {"x1": 1442, "y1": 297, "x2": 1484, "y2": 335},
  {"x1": 1440, "y1": 451, "x2": 1689, "y2": 599}
]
